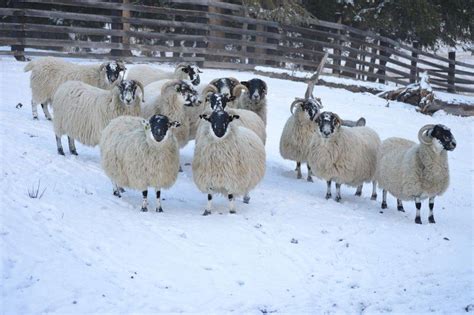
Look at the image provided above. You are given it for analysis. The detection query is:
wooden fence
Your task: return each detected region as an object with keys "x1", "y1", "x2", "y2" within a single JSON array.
[{"x1": 1, "y1": 0, "x2": 473, "y2": 93}]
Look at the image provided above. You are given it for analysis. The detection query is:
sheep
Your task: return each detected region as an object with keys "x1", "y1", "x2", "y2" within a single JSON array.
[
  {"x1": 196, "y1": 89, "x2": 266, "y2": 146},
  {"x1": 192, "y1": 107, "x2": 266, "y2": 215},
  {"x1": 375, "y1": 124, "x2": 456, "y2": 224},
  {"x1": 126, "y1": 63, "x2": 202, "y2": 87},
  {"x1": 24, "y1": 57, "x2": 126, "y2": 120},
  {"x1": 141, "y1": 79, "x2": 199, "y2": 150},
  {"x1": 235, "y1": 78, "x2": 268, "y2": 124},
  {"x1": 207, "y1": 77, "x2": 249, "y2": 107},
  {"x1": 52, "y1": 79, "x2": 144, "y2": 155},
  {"x1": 308, "y1": 111, "x2": 381, "y2": 202},
  {"x1": 279, "y1": 97, "x2": 323, "y2": 182},
  {"x1": 100, "y1": 114, "x2": 181, "y2": 212}
]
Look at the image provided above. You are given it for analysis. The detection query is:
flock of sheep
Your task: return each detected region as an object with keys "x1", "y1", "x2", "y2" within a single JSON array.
[{"x1": 23, "y1": 57, "x2": 457, "y2": 224}]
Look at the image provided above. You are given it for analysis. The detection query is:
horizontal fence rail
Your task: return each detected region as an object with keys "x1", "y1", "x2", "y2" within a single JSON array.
[{"x1": 1, "y1": 0, "x2": 473, "y2": 93}]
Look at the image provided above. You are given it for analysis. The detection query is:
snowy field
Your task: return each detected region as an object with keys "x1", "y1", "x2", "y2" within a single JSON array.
[{"x1": 1, "y1": 57, "x2": 473, "y2": 314}]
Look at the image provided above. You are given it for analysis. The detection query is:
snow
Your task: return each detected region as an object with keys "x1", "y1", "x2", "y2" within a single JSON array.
[{"x1": 1, "y1": 57, "x2": 473, "y2": 314}]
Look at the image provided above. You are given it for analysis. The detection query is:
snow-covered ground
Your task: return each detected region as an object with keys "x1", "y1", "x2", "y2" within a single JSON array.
[{"x1": 1, "y1": 57, "x2": 473, "y2": 314}]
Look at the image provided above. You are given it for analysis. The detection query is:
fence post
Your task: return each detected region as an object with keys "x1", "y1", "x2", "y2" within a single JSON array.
[
  {"x1": 332, "y1": 12, "x2": 342, "y2": 75},
  {"x1": 448, "y1": 51, "x2": 456, "y2": 93},
  {"x1": 377, "y1": 40, "x2": 387, "y2": 84},
  {"x1": 10, "y1": 2, "x2": 26, "y2": 61},
  {"x1": 410, "y1": 40, "x2": 419, "y2": 83}
]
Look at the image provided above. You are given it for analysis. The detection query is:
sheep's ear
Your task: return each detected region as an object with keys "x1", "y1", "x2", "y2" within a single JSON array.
[
  {"x1": 198, "y1": 69, "x2": 203, "y2": 73},
  {"x1": 229, "y1": 115, "x2": 240, "y2": 122},
  {"x1": 169, "y1": 121, "x2": 181, "y2": 128},
  {"x1": 199, "y1": 114, "x2": 210, "y2": 121}
]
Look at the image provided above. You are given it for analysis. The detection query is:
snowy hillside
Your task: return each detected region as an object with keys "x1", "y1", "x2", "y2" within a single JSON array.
[{"x1": 1, "y1": 57, "x2": 473, "y2": 314}]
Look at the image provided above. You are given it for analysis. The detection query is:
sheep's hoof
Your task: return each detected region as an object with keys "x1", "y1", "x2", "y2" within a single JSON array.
[
  {"x1": 46, "y1": 117, "x2": 52, "y2": 121},
  {"x1": 325, "y1": 193, "x2": 331, "y2": 200},
  {"x1": 229, "y1": 209, "x2": 236, "y2": 214},
  {"x1": 57, "y1": 148, "x2": 65, "y2": 156},
  {"x1": 415, "y1": 217, "x2": 422, "y2": 224},
  {"x1": 141, "y1": 207, "x2": 148, "y2": 212},
  {"x1": 202, "y1": 209, "x2": 211, "y2": 216},
  {"x1": 428, "y1": 216, "x2": 436, "y2": 224},
  {"x1": 179, "y1": 165, "x2": 183, "y2": 172},
  {"x1": 335, "y1": 196, "x2": 341, "y2": 202},
  {"x1": 296, "y1": 173, "x2": 302, "y2": 179},
  {"x1": 33, "y1": 116, "x2": 39, "y2": 120},
  {"x1": 355, "y1": 191, "x2": 362, "y2": 197},
  {"x1": 119, "y1": 187, "x2": 126, "y2": 193},
  {"x1": 371, "y1": 194, "x2": 377, "y2": 200},
  {"x1": 113, "y1": 190, "x2": 121, "y2": 198},
  {"x1": 381, "y1": 202, "x2": 387, "y2": 209},
  {"x1": 157, "y1": 207, "x2": 163, "y2": 213},
  {"x1": 243, "y1": 196, "x2": 250, "y2": 204},
  {"x1": 307, "y1": 176, "x2": 313, "y2": 183},
  {"x1": 397, "y1": 206, "x2": 405, "y2": 212},
  {"x1": 70, "y1": 150, "x2": 78, "y2": 156}
]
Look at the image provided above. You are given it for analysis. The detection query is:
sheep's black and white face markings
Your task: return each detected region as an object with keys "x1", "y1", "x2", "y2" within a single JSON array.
[
  {"x1": 430, "y1": 124, "x2": 456, "y2": 151},
  {"x1": 181, "y1": 65, "x2": 201, "y2": 86},
  {"x1": 315, "y1": 112, "x2": 340, "y2": 138},
  {"x1": 241, "y1": 79, "x2": 267, "y2": 102},
  {"x1": 200, "y1": 110, "x2": 239, "y2": 138},
  {"x1": 105, "y1": 61, "x2": 125, "y2": 84},
  {"x1": 211, "y1": 78, "x2": 237, "y2": 100},
  {"x1": 118, "y1": 80, "x2": 138, "y2": 105},
  {"x1": 301, "y1": 99, "x2": 321, "y2": 121},
  {"x1": 175, "y1": 81, "x2": 199, "y2": 107},
  {"x1": 208, "y1": 93, "x2": 228, "y2": 111},
  {"x1": 148, "y1": 114, "x2": 180, "y2": 142}
]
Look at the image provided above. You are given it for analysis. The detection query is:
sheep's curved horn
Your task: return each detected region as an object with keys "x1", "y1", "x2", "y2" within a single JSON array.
[
  {"x1": 176, "y1": 63, "x2": 188, "y2": 70},
  {"x1": 290, "y1": 98, "x2": 304, "y2": 115},
  {"x1": 418, "y1": 124, "x2": 435, "y2": 145},
  {"x1": 134, "y1": 80, "x2": 145, "y2": 103},
  {"x1": 201, "y1": 84, "x2": 218, "y2": 96},
  {"x1": 312, "y1": 111, "x2": 322, "y2": 123},
  {"x1": 228, "y1": 77, "x2": 240, "y2": 87},
  {"x1": 99, "y1": 61, "x2": 108, "y2": 71},
  {"x1": 232, "y1": 84, "x2": 248, "y2": 98}
]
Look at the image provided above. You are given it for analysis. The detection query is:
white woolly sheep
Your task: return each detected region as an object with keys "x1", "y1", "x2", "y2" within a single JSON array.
[
  {"x1": 193, "y1": 108, "x2": 266, "y2": 215},
  {"x1": 24, "y1": 57, "x2": 125, "y2": 120},
  {"x1": 127, "y1": 63, "x2": 202, "y2": 87},
  {"x1": 100, "y1": 114, "x2": 181, "y2": 212},
  {"x1": 235, "y1": 78, "x2": 268, "y2": 124},
  {"x1": 141, "y1": 79, "x2": 199, "y2": 150},
  {"x1": 308, "y1": 111, "x2": 381, "y2": 202},
  {"x1": 52, "y1": 79, "x2": 144, "y2": 155},
  {"x1": 279, "y1": 97, "x2": 323, "y2": 182},
  {"x1": 375, "y1": 124, "x2": 456, "y2": 224}
]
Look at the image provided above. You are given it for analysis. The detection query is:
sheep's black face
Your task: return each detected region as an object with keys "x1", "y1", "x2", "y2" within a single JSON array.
[
  {"x1": 118, "y1": 80, "x2": 137, "y2": 105},
  {"x1": 176, "y1": 81, "x2": 199, "y2": 107},
  {"x1": 201, "y1": 110, "x2": 239, "y2": 138},
  {"x1": 430, "y1": 124, "x2": 456, "y2": 151},
  {"x1": 241, "y1": 79, "x2": 267, "y2": 102},
  {"x1": 315, "y1": 111, "x2": 340, "y2": 138},
  {"x1": 302, "y1": 98, "x2": 322, "y2": 121},
  {"x1": 212, "y1": 78, "x2": 237, "y2": 100},
  {"x1": 149, "y1": 115, "x2": 180, "y2": 142},
  {"x1": 181, "y1": 65, "x2": 202, "y2": 86},
  {"x1": 208, "y1": 93, "x2": 228, "y2": 111},
  {"x1": 106, "y1": 61, "x2": 125, "y2": 84}
]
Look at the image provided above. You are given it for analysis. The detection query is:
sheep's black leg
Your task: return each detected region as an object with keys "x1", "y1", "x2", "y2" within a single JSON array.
[
  {"x1": 119, "y1": 187, "x2": 125, "y2": 193},
  {"x1": 397, "y1": 199, "x2": 405, "y2": 212},
  {"x1": 335, "y1": 183, "x2": 342, "y2": 202},
  {"x1": 428, "y1": 197, "x2": 435, "y2": 223},
  {"x1": 381, "y1": 189, "x2": 387, "y2": 209},
  {"x1": 141, "y1": 190, "x2": 148, "y2": 212},
  {"x1": 203, "y1": 193, "x2": 212, "y2": 216},
  {"x1": 41, "y1": 103, "x2": 52, "y2": 121},
  {"x1": 228, "y1": 194, "x2": 236, "y2": 214},
  {"x1": 355, "y1": 185, "x2": 362, "y2": 196},
  {"x1": 55, "y1": 135, "x2": 65, "y2": 155},
  {"x1": 325, "y1": 180, "x2": 332, "y2": 199},
  {"x1": 68, "y1": 136, "x2": 78, "y2": 155},
  {"x1": 32, "y1": 100, "x2": 39, "y2": 120},
  {"x1": 156, "y1": 189, "x2": 163, "y2": 212},
  {"x1": 296, "y1": 162, "x2": 302, "y2": 179},
  {"x1": 179, "y1": 165, "x2": 183, "y2": 172},
  {"x1": 307, "y1": 164, "x2": 313, "y2": 182},
  {"x1": 415, "y1": 197, "x2": 422, "y2": 224},
  {"x1": 113, "y1": 183, "x2": 122, "y2": 198},
  {"x1": 370, "y1": 181, "x2": 377, "y2": 200},
  {"x1": 243, "y1": 192, "x2": 250, "y2": 204}
]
